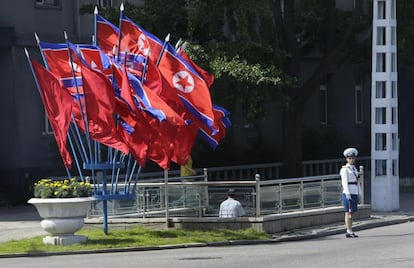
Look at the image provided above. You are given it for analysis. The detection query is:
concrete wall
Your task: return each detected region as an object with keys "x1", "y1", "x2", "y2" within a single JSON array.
[{"x1": 112, "y1": 205, "x2": 371, "y2": 233}]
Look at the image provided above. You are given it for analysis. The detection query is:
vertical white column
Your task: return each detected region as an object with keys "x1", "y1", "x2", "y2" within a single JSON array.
[{"x1": 371, "y1": 0, "x2": 399, "y2": 211}]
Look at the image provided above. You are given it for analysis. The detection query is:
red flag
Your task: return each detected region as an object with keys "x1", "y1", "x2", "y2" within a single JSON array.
[
  {"x1": 115, "y1": 99, "x2": 149, "y2": 166},
  {"x1": 178, "y1": 49, "x2": 215, "y2": 88},
  {"x1": 96, "y1": 14, "x2": 119, "y2": 55},
  {"x1": 147, "y1": 119, "x2": 175, "y2": 170},
  {"x1": 76, "y1": 44, "x2": 112, "y2": 76},
  {"x1": 31, "y1": 59, "x2": 73, "y2": 168},
  {"x1": 120, "y1": 14, "x2": 164, "y2": 63},
  {"x1": 170, "y1": 123, "x2": 198, "y2": 165},
  {"x1": 39, "y1": 41, "x2": 83, "y2": 96},
  {"x1": 198, "y1": 105, "x2": 230, "y2": 149},
  {"x1": 158, "y1": 43, "x2": 217, "y2": 133},
  {"x1": 112, "y1": 61, "x2": 186, "y2": 126},
  {"x1": 80, "y1": 63, "x2": 129, "y2": 155}
]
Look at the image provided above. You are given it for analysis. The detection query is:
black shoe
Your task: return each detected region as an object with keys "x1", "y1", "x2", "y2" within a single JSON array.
[
  {"x1": 346, "y1": 233, "x2": 352, "y2": 238},
  {"x1": 351, "y1": 233, "x2": 358, "y2": 237}
]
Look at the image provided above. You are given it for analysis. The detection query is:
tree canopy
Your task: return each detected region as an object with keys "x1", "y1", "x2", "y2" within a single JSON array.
[{"x1": 82, "y1": 1, "x2": 373, "y2": 176}]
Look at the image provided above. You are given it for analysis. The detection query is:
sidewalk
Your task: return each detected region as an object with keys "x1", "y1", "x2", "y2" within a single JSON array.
[{"x1": 0, "y1": 192, "x2": 413, "y2": 246}]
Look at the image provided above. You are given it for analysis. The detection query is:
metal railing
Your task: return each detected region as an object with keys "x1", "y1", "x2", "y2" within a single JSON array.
[
  {"x1": 89, "y1": 166, "x2": 365, "y2": 219},
  {"x1": 131, "y1": 156, "x2": 370, "y2": 181}
]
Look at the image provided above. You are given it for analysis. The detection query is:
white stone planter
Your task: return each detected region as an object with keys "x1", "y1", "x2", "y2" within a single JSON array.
[{"x1": 28, "y1": 197, "x2": 95, "y2": 246}]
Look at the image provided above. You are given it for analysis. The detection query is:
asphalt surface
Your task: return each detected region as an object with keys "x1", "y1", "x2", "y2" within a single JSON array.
[{"x1": 0, "y1": 191, "x2": 413, "y2": 258}]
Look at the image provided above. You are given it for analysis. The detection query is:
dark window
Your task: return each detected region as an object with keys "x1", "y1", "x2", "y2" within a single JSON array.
[
  {"x1": 320, "y1": 85, "x2": 327, "y2": 125},
  {"x1": 35, "y1": 0, "x2": 61, "y2": 9}
]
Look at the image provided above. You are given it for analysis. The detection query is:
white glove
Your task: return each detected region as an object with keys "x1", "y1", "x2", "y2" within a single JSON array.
[{"x1": 346, "y1": 194, "x2": 351, "y2": 200}]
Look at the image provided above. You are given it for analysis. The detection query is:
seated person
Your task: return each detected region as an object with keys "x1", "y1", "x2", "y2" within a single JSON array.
[{"x1": 219, "y1": 189, "x2": 245, "y2": 218}]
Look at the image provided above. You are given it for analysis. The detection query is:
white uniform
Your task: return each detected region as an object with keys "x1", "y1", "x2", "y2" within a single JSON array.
[
  {"x1": 340, "y1": 164, "x2": 362, "y2": 196},
  {"x1": 219, "y1": 198, "x2": 245, "y2": 218}
]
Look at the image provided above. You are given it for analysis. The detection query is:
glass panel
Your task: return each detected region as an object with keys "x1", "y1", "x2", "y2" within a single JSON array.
[
  {"x1": 375, "y1": 107, "x2": 386, "y2": 124},
  {"x1": 377, "y1": 27, "x2": 386, "y2": 45},
  {"x1": 376, "y1": 53, "x2": 386, "y2": 72},
  {"x1": 260, "y1": 185, "x2": 280, "y2": 213},
  {"x1": 391, "y1": 27, "x2": 396, "y2": 45},
  {"x1": 375, "y1": 133, "x2": 387, "y2": 151},
  {"x1": 392, "y1": 107, "x2": 397, "y2": 124},
  {"x1": 376, "y1": 81, "x2": 386, "y2": 98},
  {"x1": 323, "y1": 180, "x2": 342, "y2": 206},
  {"x1": 391, "y1": 81, "x2": 397, "y2": 98},
  {"x1": 303, "y1": 182, "x2": 321, "y2": 208},
  {"x1": 391, "y1": 53, "x2": 396, "y2": 72},
  {"x1": 281, "y1": 184, "x2": 301, "y2": 211},
  {"x1": 392, "y1": 133, "x2": 398, "y2": 150},
  {"x1": 377, "y1": 0, "x2": 386, "y2": 19},
  {"x1": 375, "y1": 160, "x2": 387, "y2": 176},
  {"x1": 392, "y1": 159, "x2": 398, "y2": 176}
]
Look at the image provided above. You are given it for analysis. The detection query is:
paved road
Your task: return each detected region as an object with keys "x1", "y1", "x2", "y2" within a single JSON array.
[
  {"x1": 2, "y1": 222, "x2": 414, "y2": 268},
  {"x1": 0, "y1": 190, "x2": 413, "y2": 245}
]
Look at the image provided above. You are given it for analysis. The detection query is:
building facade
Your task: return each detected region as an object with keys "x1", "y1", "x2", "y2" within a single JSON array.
[{"x1": 0, "y1": 1, "x2": 412, "y2": 204}]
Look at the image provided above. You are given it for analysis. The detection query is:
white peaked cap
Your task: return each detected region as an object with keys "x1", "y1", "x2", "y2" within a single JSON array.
[{"x1": 343, "y1": 148, "x2": 358, "y2": 158}]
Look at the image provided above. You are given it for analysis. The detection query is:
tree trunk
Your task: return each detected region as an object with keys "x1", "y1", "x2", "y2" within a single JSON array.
[{"x1": 282, "y1": 96, "x2": 304, "y2": 178}]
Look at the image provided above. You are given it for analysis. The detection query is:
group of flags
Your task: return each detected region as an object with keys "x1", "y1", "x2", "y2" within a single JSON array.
[{"x1": 27, "y1": 7, "x2": 230, "y2": 171}]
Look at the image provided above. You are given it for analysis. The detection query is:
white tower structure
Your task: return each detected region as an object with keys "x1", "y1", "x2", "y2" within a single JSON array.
[{"x1": 371, "y1": 0, "x2": 399, "y2": 211}]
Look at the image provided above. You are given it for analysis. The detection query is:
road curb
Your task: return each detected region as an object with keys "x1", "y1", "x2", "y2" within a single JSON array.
[{"x1": 1, "y1": 215, "x2": 413, "y2": 258}]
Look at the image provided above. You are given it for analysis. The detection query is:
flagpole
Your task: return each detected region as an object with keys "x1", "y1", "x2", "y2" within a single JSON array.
[
  {"x1": 35, "y1": 33, "x2": 89, "y2": 180},
  {"x1": 141, "y1": 50, "x2": 150, "y2": 83},
  {"x1": 93, "y1": 8, "x2": 112, "y2": 165},
  {"x1": 93, "y1": 6, "x2": 98, "y2": 47},
  {"x1": 116, "y1": 2, "x2": 124, "y2": 61},
  {"x1": 24, "y1": 48, "x2": 72, "y2": 179},
  {"x1": 34, "y1": 33, "x2": 50, "y2": 70},
  {"x1": 130, "y1": 165, "x2": 142, "y2": 193},
  {"x1": 175, "y1": 38, "x2": 182, "y2": 50},
  {"x1": 64, "y1": 32, "x2": 96, "y2": 178},
  {"x1": 155, "y1": 33, "x2": 170, "y2": 67}
]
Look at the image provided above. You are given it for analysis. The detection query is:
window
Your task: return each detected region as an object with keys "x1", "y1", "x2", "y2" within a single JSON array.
[
  {"x1": 375, "y1": 107, "x2": 386, "y2": 124},
  {"x1": 376, "y1": 53, "x2": 386, "y2": 72},
  {"x1": 376, "y1": 81, "x2": 386, "y2": 98},
  {"x1": 375, "y1": 133, "x2": 386, "y2": 151},
  {"x1": 391, "y1": 53, "x2": 396, "y2": 72},
  {"x1": 377, "y1": 0, "x2": 386, "y2": 20},
  {"x1": 392, "y1": 107, "x2": 397, "y2": 124},
  {"x1": 375, "y1": 159, "x2": 387, "y2": 176},
  {"x1": 391, "y1": 81, "x2": 397, "y2": 98},
  {"x1": 44, "y1": 112, "x2": 54, "y2": 135},
  {"x1": 377, "y1": 27, "x2": 386, "y2": 45},
  {"x1": 35, "y1": 0, "x2": 61, "y2": 8},
  {"x1": 355, "y1": 85, "x2": 363, "y2": 123},
  {"x1": 392, "y1": 133, "x2": 398, "y2": 150},
  {"x1": 391, "y1": 27, "x2": 396, "y2": 45},
  {"x1": 320, "y1": 85, "x2": 328, "y2": 125},
  {"x1": 97, "y1": 0, "x2": 113, "y2": 8},
  {"x1": 392, "y1": 159, "x2": 398, "y2": 176},
  {"x1": 391, "y1": 0, "x2": 396, "y2": 19}
]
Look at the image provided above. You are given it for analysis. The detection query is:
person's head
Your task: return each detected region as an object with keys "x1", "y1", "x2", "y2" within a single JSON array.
[
  {"x1": 227, "y1": 189, "x2": 236, "y2": 198},
  {"x1": 343, "y1": 148, "x2": 358, "y2": 165}
]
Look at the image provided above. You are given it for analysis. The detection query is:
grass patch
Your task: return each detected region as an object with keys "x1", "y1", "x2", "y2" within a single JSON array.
[{"x1": 0, "y1": 226, "x2": 270, "y2": 254}]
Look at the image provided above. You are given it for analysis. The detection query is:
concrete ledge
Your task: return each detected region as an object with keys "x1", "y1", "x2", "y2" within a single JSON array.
[
  {"x1": 170, "y1": 205, "x2": 371, "y2": 233},
  {"x1": 85, "y1": 205, "x2": 371, "y2": 234}
]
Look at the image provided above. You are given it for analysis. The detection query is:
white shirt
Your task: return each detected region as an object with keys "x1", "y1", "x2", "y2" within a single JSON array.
[
  {"x1": 219, "y1": 198, "x2": 245, "y2": 218},
  {"x1": 340, "y1": 164, "x2": 362, "y2": 196}
]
